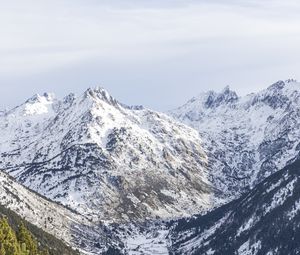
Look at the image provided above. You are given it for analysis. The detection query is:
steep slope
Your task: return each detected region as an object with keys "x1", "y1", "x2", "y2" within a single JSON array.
[
  {"x1": 0, "y1": 87, "x2": 212, "y2": 222},
  {"x1": 0, "y1": 170, "x2": 123, "y2": 254},
  {"x1": 0, "y1": 204, "x2": 78, "y2": 255},
  {"x1": 171, "y1": 79, "x2": 300, "y2": 200},
  {"x1": 168, "y1": 158, "x2": 300, "y2": 255}
]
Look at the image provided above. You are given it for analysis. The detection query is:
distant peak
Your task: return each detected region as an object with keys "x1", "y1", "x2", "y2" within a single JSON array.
[
  {"x1": 285, "y1": 78, "x2": 297, "y2": 84},
  {"x1": 267, "y1": 80, "x2": 286, "y2": 91},
  {"x1": 84, "y1": 86, "x2": 119, "y2": 106},
  {"x1": 16, "y1": 92, "x2": 56, "y2": 116},
  {"x1": 204, "y1": 86, "x2": 238, "y2": 108},
  {"x1": 86, "y1": 86, "x2": 110, "y2": 97},
  {"x1": 267, "y1": 79, "x2": 299, "y2": 92},
  {"x1": 26, "y1": 92, "x2": 55, "y2": 104},
  {"x1": 221, "y1": 85, "x2": 231, "y2": 93}
]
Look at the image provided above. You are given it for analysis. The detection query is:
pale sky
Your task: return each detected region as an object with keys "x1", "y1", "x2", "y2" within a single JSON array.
[{"x1": 1, "y1": 0, "x2": 300, "y2": 110}]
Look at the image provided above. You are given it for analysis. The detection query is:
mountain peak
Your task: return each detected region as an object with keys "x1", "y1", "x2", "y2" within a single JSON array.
[
  {"x1": 26, "y1": 92, "x2": 55, "y2": 104},
  {"x1": 84, "y1": 86, "x2": 119, "y2": 107},
  {"x1": 285, "y1": 78, "x2": 297, "y2": 83},
  {"x1": 203, "y1": 86, "x2": 238, "y2": 108},
  {"x1": 220, "y1": 85, "x2": 237, "y2": 95},
  {"x1": 252, "y1": 79, "x2": 300, "y2": 109},
  {"x1": 11, "y1": 92, "x2": 56, "y2": 116},
  {"x1": 221, "y1": 85, "x2": 231, "y2": 93},
  {"x1": 267, "y1": 80, "x2": 286, "y2": 91},
  {"x1": 266, "y1": 79, "x2": 299, "y2": 92},
  {"x1": 171, "y1": 86, "x2": 239, "y2": 120},
  {"x1": 0, "y1": 87, "x2": 211, "y2": 222}
]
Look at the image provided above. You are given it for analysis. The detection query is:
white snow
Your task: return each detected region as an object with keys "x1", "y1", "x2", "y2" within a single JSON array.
[
  {"x1": 0, "y1": 170, "x2": 91, "y2": 251},
  {"x1": 170, "y1": 80, "x2": 300, "y2": 202},
  {"x1": 177, "y1": 213, "x2": 230, "y2": 254},
  {"x1": 287, "y1": 198, "x2": 300, "y2": 220},
  {"x1": 238, "y1": 240, "x2": 261, "y2": 255},
  {"x1": 0, "y1": 87, "x2": 212, "y2": 222},
  {"x1": 264, "y1": 178, "x2": 296, "y2": 215},
  {"x1": 237, "y1": 216, "x2": 257, "y2": 236},
  {"x1": 125, "y1": 228, "x2": 169, "y2": 255}
]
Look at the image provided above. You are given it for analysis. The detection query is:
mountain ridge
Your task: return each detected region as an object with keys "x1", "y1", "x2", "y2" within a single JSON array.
[
  {"x1": 170, "y1": 79, "x2": 300, "y2": 202},
  {"x1": 0, "y1": 87, "x2": 213, "y2": 223},
  {"x1": 2, "y1": 80, "x2": 300, "y2": 254}
]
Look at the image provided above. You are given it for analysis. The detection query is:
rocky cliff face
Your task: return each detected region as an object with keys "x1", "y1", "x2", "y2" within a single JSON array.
[
  {"x1": 0, "y1": 87, "x2": 212, "y2": 223},
  {"x1": 171, "y1": 79, "x2": 300, "y2": 201}
]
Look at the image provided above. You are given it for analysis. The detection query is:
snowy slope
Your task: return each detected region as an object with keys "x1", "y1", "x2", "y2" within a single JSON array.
[
  {"x1": 0, "y1": 169, "x2": 80, "y2": 243},
  {"x1": 0, "y1": 170, "x2": 125, "y2": 254},
  {"x1": 171, "y1": 79, "x2": 300, "y2": 201},
  {"x1": 168, "y1": 158, "x2": 300, "y2": 255},
  {"x1": 0, "y1": 87, "x2": 212, "y2": 223}
]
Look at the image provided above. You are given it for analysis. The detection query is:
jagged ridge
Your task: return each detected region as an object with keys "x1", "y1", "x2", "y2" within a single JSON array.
[
  {"x1": 0, "y1": 87, "x2": 212, "y2": 223},
  {"x1": 171, "y1": 79, "x2": 300, "y2": 202}
]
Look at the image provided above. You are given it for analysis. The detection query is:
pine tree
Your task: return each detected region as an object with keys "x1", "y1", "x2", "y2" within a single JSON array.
[
  {"x1": 0, "y1": 217, "x2": 21, "y2": 255},
  {"x1": 20, "y1": 243, "x2": 30, "y2": 255},
  {"x1": 40, "y1": 248, "x2": 50, "y2": 255},
  {"x1": 16, "y1": 222, "x2": 38, "y2": 255},
  {"x1": 0, "y1": 217, "x2": 52, "y2": 255}
]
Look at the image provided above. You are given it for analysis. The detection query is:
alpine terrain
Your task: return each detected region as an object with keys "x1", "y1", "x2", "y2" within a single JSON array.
[
  {"x1": 0, "y1": 169, "x2": 124, "y2": 254},
  {"x1": 171, "y1": 79, "x2": 300, "y2": 202},
  {"x1": 168, "y1": 158, "x2": 300, "y2": 255},
  {"x1": 0, "y1": 87, "x2": 212, "y2": 223},
  {"x1": 1, "y1": 80, "x2": 300, "y2": 254}
]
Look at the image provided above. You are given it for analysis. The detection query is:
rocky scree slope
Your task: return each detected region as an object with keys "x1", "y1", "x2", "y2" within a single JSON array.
[
  {"x1": 0, "y1": 87, "x2": 212, "y2": 223},
  {"x1": 171, "y1": 79, "x2": 300, "y2": 201}
]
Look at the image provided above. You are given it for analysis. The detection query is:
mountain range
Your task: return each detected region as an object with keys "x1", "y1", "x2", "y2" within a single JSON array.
[
  {"x1": 1, "y1": 79, "x2": 300, "y2": 254},
  {"x1": 171, "y1": 79, "x2": 300, "y2": 202},
  {"x1": 0, "y1": 87, "x2": 212, "y2": 223}
]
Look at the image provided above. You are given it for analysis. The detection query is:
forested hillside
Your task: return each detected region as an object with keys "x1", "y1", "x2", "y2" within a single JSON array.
[{"x1": 0, "y1": 204, "x2": 78, "y2": 255}]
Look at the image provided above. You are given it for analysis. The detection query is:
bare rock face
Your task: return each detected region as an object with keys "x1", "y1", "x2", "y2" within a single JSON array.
[
  {"x1": 170, "y1": 80, "x2": 300, "y2": 202},
  {"x1": 0, "y1": 87, "x2": 212, "y2": 223}
]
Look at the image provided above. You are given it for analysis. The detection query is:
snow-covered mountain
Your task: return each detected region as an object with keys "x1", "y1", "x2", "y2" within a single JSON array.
[
  {"x1": 110, "y1": 156, "x2": 300, "y2": 255},
  {"x1": 0, "y1": 87, "x2": 212, "y2": 223},
  {"x1": 0, "y1": 170, "x2": 125, "y2": 254},
  {"x1": 168, "y1": 158, "x2": 300, "y2": 255},
  {"x1": 171, "y1": 79, "x2": 300, "y2": 201},
  {"x1": 3, "y1": 80, "x2": 300, "y2": 254}
]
